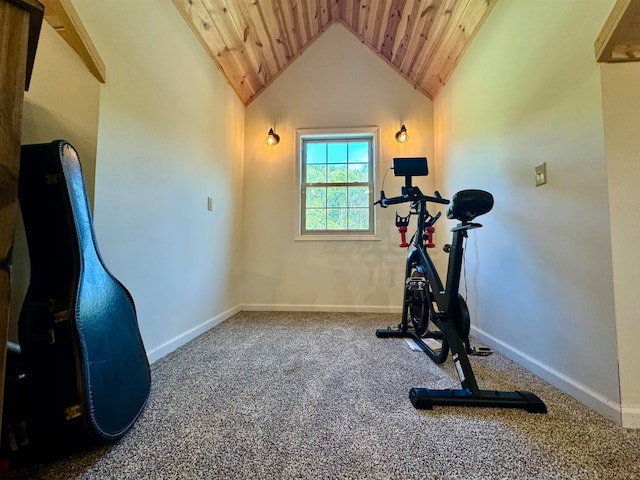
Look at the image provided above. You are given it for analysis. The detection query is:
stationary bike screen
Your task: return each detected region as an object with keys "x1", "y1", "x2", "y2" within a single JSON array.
[{"x1": 392, "y1": 157, "x2": 428, "y2": 177}]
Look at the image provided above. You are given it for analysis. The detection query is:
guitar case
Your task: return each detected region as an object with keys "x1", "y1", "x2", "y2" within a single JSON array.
[{"x1": 16, "y1": 140, "x2": 150, "y2": 455}]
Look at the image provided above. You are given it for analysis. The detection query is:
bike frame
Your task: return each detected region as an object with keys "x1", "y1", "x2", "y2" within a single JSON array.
[
  {"x1": 398, "y1": 198, "x2": 480, "y2": 392},
  {"x1": 375, "y1": 173, "x2": 547, "y2": 413}
]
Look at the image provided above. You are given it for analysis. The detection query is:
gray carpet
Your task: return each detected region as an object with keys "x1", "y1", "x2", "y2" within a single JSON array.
[{"x1": 3, "y1": 311, "x2": 640, "y2": 479}]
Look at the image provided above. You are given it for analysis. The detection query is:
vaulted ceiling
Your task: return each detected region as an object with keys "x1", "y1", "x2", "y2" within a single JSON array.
[{"x1": 172, "y1": 0, "x2": 496, "y2": 105}]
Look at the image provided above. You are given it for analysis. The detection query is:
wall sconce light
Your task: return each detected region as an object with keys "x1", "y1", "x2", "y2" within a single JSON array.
[
  {"x1": 266, "y1": 128, "x2": 280, "y2": 146},
  {"x1": 395, "y1": 124, "x2": 409, "y2": 144}
]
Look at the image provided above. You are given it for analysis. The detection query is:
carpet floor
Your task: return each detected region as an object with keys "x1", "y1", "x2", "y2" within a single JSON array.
[{"x1": 2, "y1": 311, "x2": 639, "y2": 479}]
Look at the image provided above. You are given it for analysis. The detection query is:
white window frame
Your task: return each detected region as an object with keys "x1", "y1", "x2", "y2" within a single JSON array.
[{"x1": 294, "y1": 126, "x2": 380, "y2": 241}]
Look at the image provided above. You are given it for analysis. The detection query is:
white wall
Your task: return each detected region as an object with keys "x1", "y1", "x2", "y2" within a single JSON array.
[
  {"x1": 434, "y1": 0, "x2": 621, "y2": 422},
  {"x1": 72, "y1": 0, "x2": 245, "y2": 361},
  {"x1": 21, "y1": 22, "x2": 100, "y2": 206},
  {"x1": 242, "y1": 24, "x2": 437, "y2": 311},
  {"x1": 601, "y1": 62, "x2": 640, "y2": 427}
]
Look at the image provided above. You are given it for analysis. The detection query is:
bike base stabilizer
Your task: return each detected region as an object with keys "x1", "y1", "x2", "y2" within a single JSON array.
[{"x1": 409, "y1": 387, "x2": 547, "y2": 413}]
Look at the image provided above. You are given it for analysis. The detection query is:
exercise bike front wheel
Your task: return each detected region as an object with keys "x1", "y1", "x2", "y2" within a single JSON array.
[{"x1": 408, "y1": 285, "x2": 449, "y2": 364}]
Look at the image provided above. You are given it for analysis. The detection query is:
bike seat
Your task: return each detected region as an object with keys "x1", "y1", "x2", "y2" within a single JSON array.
[{"x1": 446, "y1": 189, "x2": 494, "y2": 222}]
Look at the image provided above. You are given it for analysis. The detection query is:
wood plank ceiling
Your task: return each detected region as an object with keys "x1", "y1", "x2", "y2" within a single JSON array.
[{"x1": 172, "y1": 0, "x2": 496, "y2": 105}]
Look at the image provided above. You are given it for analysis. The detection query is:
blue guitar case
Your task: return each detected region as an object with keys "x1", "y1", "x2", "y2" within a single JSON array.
[{"x1": 17, "y1": 140, "x2": 150, "y2": 454}]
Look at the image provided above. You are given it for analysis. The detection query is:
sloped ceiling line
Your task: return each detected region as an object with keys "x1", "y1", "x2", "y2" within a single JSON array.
[{"x1": 172, "y1": 0, "x2": 497, "y2": 106}]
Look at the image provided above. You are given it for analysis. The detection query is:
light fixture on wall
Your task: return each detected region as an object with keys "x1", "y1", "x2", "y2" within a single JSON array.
[
  {"x1": 266, "y1": 128, "x2": 280, "y2": 146},
  {"x1": 395, "y1": 124, "x2": 409, "y2": 144}
]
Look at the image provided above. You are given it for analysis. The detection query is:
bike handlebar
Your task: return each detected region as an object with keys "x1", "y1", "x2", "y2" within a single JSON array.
[{"x1": 376, "y1": 189, "x2": 450, "y2": 208}]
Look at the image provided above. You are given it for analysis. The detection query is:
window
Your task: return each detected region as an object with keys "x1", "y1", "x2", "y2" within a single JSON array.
[{"x1": 296, "y1": 127, "x2": 378, "y2": 239}]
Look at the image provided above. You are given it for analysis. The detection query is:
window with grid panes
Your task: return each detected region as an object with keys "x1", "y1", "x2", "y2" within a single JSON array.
[{"x1": 300, "y1": 133, "x2": 375, "y2": 235}]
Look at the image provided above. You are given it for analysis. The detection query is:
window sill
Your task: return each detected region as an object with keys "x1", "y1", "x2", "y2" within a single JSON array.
[{"x1": 295, "y1": 234, "x2": 380, "y2": 242}]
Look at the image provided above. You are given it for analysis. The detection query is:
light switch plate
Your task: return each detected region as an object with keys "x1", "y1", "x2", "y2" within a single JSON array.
[
  {"x1": 535, "y1": 163, "x2": 547, "y2": 187},
  {"x1": 207, "y1": 197, "x2": 213, "y2": 211}
]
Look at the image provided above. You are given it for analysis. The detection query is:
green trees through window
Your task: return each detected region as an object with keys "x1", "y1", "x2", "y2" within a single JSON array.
[{"x1": 301, "y1": 136, "x2": 374, "y2": 234}]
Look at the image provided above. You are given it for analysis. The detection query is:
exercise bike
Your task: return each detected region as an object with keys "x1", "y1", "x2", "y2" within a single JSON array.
[{"x1": 375, "y1": 157, "x2": 546, "y2": 413}]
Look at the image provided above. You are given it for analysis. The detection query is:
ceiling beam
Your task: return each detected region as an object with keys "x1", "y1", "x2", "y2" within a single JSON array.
[
  {"x1": 596, "y1": 0, "x2": 640, "y2": 62},
  {"x1": 41, "y1": 0, "x2": 105, "y2": 83}
]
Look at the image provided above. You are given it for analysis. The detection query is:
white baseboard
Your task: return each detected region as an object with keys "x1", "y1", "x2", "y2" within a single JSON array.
[
  {"x1": 471, "y1": 325, "x2": 626, "y2": 426},
  {"x1": 146, "y1": 305, "x2": 242, "y2": 364},
  {"x1": 621, "y1": 405, "x2": 640, "y2": 429},
  {"x1": 241, "y1": 303, "x2": 403, "y2": 314}
]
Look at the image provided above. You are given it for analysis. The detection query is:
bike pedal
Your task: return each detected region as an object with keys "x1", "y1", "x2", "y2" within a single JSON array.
[{"x1": 469, "y1": 346, "x2": 493, "y2": 356}]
